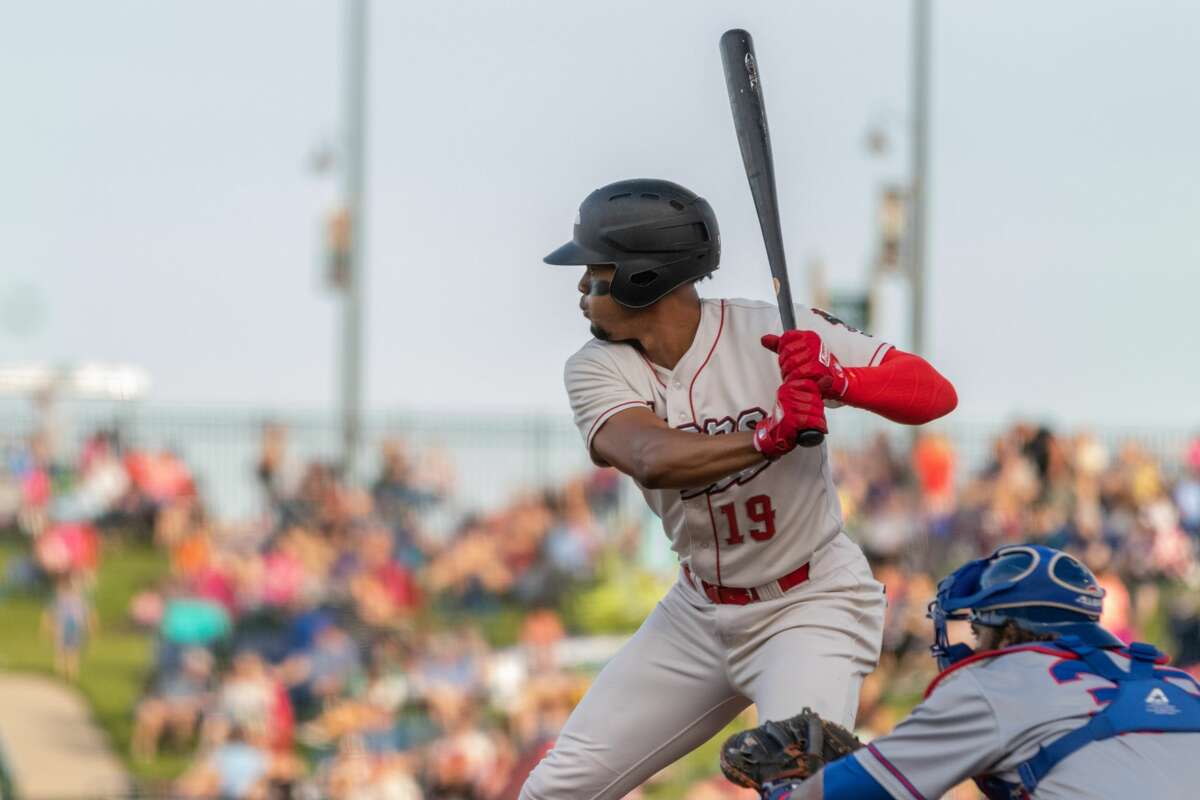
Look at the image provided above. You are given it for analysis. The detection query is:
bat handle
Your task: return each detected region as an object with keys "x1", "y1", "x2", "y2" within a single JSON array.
[
  {"x1": 794, "y1": 368, "x2": 824, "y2": 447},
  {"x1": 797, "y1": 429, "x2": 825, "y2": 448}
]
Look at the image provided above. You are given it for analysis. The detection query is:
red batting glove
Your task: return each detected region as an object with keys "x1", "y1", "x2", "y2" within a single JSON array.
[
  {"x1": 752, "y1": 379, "x2": 828, "y2": 459},
  {"x1": 761, "y1": 330, "x2": 849, "y2": 400}
]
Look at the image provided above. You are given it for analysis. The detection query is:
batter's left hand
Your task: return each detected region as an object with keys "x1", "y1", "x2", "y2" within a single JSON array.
[
  {"x1": 761, "y1": 331, "x2": 848, "y2": 400},
  {"x1": 752, "y1": 378, "x2": 827, "y2": 459}
]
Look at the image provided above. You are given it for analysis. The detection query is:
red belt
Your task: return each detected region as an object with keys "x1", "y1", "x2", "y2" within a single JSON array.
[{"x1": 682, "y1": 562, "x2": 810, "y2": 605}]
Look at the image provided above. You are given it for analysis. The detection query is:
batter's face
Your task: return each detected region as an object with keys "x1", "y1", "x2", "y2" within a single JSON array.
[{"x1": 578, "y1": 265, "x2": 639, "y2": 342}]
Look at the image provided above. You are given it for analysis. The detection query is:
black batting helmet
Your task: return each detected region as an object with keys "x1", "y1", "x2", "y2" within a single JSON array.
[{"x1": 544, "y1": 178, "x2": 720, "y2": 308}]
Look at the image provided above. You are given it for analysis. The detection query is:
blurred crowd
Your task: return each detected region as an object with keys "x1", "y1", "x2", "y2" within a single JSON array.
[
  {"x1": 2, "y1": 418, "x2": 1200, "y2": 799},
  {"x1": 142, "y1": 423, "x2": 626, "y2": 800},
  {"x1": 2, "y1": 422, "x2": 630, "y2": 799},
  {"x1": 1, "y1": 428, "x2": 194, "y2": 678}
]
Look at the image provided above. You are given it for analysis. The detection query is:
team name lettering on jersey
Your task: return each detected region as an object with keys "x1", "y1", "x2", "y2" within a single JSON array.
[{"x1": 678, "y1": 408, "x2": 768, "y2": 499}]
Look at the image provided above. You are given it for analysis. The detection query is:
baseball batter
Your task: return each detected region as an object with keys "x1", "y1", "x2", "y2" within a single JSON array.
[
  {"x1": 520, "y1": 178, "x2": 957, "y2": 800},
  {"x1": 723, "y1": 544, "x2": 1200, "y2": 800}
]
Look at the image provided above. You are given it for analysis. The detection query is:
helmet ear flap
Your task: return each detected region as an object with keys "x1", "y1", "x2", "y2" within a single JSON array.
[{"x1": 606, "y1": 251, "x2": 715, "y2": 309}]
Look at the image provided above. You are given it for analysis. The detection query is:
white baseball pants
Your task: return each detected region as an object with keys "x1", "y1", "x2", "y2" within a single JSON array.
[{"x1": 520, "y1": 533, "x2": 885, "y2": 800}]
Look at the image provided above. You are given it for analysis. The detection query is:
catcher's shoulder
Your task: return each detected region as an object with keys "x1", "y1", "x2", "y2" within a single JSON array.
[{"x1": 925, "y1": 645, "x2": 1067, "y2": 699}]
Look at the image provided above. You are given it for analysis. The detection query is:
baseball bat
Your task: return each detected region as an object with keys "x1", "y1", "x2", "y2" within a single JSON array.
[{"x1": 720, "y1": 28, "x2": 824, "y2": 448}]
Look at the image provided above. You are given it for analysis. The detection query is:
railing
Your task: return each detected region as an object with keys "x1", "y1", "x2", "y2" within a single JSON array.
[{"x1": 0, "y1": 403, "x2": 1192, "y2": 522}]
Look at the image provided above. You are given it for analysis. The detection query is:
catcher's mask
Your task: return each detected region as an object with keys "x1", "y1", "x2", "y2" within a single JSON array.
[{"x1": 927, "y1": 544, "x2": 1120, "y2": 670}]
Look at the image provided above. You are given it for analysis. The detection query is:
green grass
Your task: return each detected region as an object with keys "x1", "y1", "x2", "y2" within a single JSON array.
[{"x1": 0, "y1": 537, "x2": 185, "y2": 784}]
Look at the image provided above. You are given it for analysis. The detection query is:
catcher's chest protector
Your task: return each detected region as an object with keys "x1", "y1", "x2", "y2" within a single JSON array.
[{"x1": 975, "y1": 638, "x2": 1200, "y2": 799}]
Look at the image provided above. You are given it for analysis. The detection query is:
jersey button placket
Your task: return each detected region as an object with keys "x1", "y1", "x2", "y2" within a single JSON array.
[{"x1": 668, "y1": 379, "x2": 689, "y2": 424}]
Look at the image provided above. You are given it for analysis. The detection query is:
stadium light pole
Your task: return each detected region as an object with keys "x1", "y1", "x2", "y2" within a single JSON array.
[
  {"x1": 340, "y1": 0, "x2": 368, "y2": 480},
  {"x1": 908, "y1": 0, "x2": 931, "y2": 358}
]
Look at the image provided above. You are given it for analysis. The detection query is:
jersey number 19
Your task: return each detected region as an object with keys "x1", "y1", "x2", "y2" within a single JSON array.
[{"x1": 718, "y1": 495, "x2": 777, "y2": 545}]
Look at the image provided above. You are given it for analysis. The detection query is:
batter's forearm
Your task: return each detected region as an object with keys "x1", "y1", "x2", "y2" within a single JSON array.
[
  {"x1": 630, "y1": 430, "x2": 763, "y2": 489},
  {"x1": 841, "y1": 352, "x2": 957, "y2": 425}
]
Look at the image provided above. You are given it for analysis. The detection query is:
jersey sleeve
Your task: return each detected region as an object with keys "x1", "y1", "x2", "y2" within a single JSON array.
[
  {"x1": 797, "y1": 305, "x2": 891, "y2": 368},
  {"x1": 851, "y1": 671, "x2": 1004, "y2": 800},
  {"x1": 563, "y1": 346, "x2": 653, "y2": 464}
]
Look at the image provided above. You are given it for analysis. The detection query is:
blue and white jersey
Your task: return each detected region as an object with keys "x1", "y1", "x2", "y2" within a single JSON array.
[{"x1": 851, "y1": 644, "x2": 1200, "y2": 799}]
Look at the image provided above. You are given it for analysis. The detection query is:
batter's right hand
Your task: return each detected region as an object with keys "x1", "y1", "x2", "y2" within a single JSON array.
[
  {"x1": 761, "y1": 331, "x2": 848, "y2": 400},
  {"x1": 752, "y1": 379, "x2": 827, "y2": 459}
]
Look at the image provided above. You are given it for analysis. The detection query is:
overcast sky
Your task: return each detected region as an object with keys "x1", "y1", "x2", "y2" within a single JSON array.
[{"x1": 2, "y1": 1, "x2": 1197, "y2": 429}]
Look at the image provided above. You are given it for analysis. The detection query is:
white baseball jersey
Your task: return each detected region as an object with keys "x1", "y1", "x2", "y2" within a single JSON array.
[
  {"x1": 853, "y1": 645, "x2": 1200, "y2": 799},
  {"x1": 564, "y1": 297, "x2": 891, "y2": 587},
  {"x1": 522, "y1": 296, "x2": 888, "y2": 800}
]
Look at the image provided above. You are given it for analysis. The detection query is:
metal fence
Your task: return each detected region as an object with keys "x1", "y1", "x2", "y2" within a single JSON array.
[
  {"x1": 1, "y1": 403, "x2": 594, "y2": 520},
  {"x1": 0, "y1": 401, "x2": 1194, "y2": 522}
]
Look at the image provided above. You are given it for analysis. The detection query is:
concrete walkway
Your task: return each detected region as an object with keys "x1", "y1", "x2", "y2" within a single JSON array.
[{"x1": 0, "y1": 673, "x2": 129, "y2": 799}]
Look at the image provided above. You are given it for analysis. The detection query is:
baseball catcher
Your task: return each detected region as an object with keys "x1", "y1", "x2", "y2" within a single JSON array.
[{"x1": 720, "y1": 544, "x2": 1200, "y2": 799}]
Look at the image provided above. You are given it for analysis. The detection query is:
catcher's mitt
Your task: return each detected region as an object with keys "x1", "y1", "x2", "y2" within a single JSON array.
[{"x1": 719, "y1": 707, "x2": 863, "y2": 791}]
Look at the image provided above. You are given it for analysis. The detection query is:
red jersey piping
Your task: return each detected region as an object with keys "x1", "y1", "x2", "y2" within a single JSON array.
[
  {"x1": 924, "y1": 645, "x2": 1079, "y2": 698},
  {"x1": 637, "y1": 350, "x2": 668, "y2": 389},
  {"x1": 688, "y1": 300, "x2": 726, "y2": 423},
  {"x1": 688, "y1": 300, "x2": 727, "y2": 586},
  {"x1": 865, "y1": 744, "x2": 926, "y2": 800},
  {"x1": 586, "y1": 400, "x2": 651, "y2": 447},
  {"x1": 705, "y1": 494, "x2": 722, "y2": 586},
  {"x1": 925, "y1": 643, "x2": 1173, "y2": 699}
]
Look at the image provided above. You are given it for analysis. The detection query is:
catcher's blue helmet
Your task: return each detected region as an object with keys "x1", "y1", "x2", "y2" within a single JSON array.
[{"x1": 928, "y1": 544, "x2": 1122, "y2": 670}]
